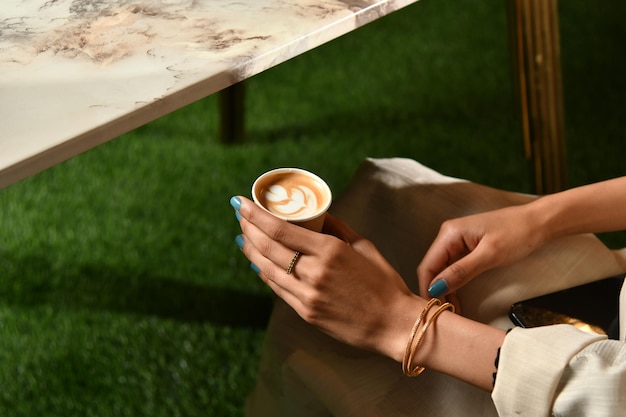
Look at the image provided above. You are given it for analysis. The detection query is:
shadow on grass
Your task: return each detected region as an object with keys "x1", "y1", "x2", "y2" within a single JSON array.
[
  {"x1": 0, "y1": 254, "x2": 274, "y2": 329},
  {"x1": 243, "y1": 94, "x2": 513, "y2": 148}
]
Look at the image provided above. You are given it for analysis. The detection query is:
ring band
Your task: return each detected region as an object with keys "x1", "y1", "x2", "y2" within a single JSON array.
[{"x1": 286, "y1": 251, "x2": 301, "y2": 275}]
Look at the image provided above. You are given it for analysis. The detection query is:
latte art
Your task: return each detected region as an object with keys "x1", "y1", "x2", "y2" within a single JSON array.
[
  {"x1": 263, "y1": 183, "x2": 320, "y2": 218},
  {"x1": 252, "y1": 169, "x2": 331, "y2": 225}
]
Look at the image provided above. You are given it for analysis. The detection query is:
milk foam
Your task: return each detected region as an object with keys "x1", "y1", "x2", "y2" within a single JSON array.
[{"x1": 264, "y1": 183, "x2": 319, "y2": 218}]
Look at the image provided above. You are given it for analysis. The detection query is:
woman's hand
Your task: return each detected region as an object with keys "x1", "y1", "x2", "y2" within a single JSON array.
[
  {"x1": 419, "y1": 176, "x2": 626, "y2": 301},
  {"x1": 231, "y1": 196, "x2": 422, "y2": 362},
  {"x1": 418, "y1": 204, "x2": 547, "y2": 301}
]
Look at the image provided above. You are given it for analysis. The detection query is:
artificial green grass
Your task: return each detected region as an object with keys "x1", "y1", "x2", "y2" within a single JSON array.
[{"x1": 0, "y1": 1, "x2": 625, "y2": 416}]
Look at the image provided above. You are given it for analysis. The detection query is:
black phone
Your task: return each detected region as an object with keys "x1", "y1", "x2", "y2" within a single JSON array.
[{"x1": 509, "y1": 274, "x2": 624, "y2": 340}]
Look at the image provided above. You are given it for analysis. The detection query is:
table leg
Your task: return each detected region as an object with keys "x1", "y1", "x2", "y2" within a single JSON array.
[
  {"x1": 219, "y1": 82, "x2": 246, "y2": 143},
  {"x1": 508, "y1": 0, "x2": 566, "y2": 194}
]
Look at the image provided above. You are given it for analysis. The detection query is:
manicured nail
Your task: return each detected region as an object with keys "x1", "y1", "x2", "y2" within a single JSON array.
[
  {"x1": 235, "y1": 211, "x2": 242, "y2": 222},
  {"x1": 250, "y1": 263, "x2": 261, "y2": 274},
  {"x1": 235, "y1": 235, "x2": 244, "y2": 249},
  {"x1": 230, "y1": 196, "x2": 242, "y2": 211},
  {"x1": 428, "y1": 279, "x2": 448, "y2": 298}
]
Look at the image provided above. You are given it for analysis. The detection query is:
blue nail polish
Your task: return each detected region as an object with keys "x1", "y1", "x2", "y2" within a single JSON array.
[
  {"x1": 235, "y1": 211, "x2": 242, "y2": 222},
  {"x1": 250, "y1": 263, "x2": 261, "y2": 274},
  {"x1": 230, "y1": 196, "x2": 242, "y2": 211},
  {"x1": 428, "y1": 279, "x2": 448, "y2": 298},
  {"x1": 235, "y1": 235, "x2": 244, "y2": 249}
]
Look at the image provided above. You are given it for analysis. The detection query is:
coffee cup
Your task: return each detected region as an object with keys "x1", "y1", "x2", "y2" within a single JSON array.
[{"x1": 252, "y1": 168, "x2": 332, "y2": 232}]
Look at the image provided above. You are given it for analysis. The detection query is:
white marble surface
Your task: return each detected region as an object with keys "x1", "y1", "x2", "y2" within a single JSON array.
[{"x1": 0, "y1": 0, "x2": 418, "y2": 189}]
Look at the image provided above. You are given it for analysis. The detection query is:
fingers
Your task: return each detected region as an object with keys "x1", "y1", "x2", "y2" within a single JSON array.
[
  {"x1": 417, "y1": 227, "x2": 467, "y2": 297},
  {"x1": 419, "y1": 240, "x2": 492, "y2": 298},
  {"x1": 235, "y1": 196, "x2": 320, "y2": 254},
  {"x1": 234, "y1": 204, "x2": 305, "y2": 277},
  {"x1": 417, "y1": 220, "x2": 486, "y2": 298},
  {"x1": 238, "y1": 231, "x2": 307, "y2": 302},
  {"x1": 236, "y1": 225, "x2": 312, "y2": 313},
  {"x1": 232, "y1": 195, "x2": 323, "y2": 299},
  {"x1": 417, "y1": 241, "x2": 451, "y2": 297},
  {"x1": 425, "y1": 256, "x2": 482, "y2": 297}
]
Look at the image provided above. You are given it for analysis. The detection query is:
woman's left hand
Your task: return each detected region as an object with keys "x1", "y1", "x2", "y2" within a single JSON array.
[{"x1": 231, "y1": 196, "x2": 421, "y2": 362}]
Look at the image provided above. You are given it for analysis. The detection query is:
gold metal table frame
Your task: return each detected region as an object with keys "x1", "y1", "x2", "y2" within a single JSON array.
[{"x1": 508, "y1": 0, "x2": 566, "y2": 194}]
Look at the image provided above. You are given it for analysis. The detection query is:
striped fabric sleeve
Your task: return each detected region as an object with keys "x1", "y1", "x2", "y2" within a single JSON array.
[{"x1": 491, "y1": 325, "x2": 626, "y2": 416}]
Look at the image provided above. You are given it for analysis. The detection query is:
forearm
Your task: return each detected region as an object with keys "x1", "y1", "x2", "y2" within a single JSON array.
[{"x1": 530, "y1": 176, "x2": 626, "y2": 241}]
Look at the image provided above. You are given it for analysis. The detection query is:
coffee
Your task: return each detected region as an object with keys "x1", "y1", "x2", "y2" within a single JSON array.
[{"x1": 252, "y1": 168, "x2": 332, "y2": 231}]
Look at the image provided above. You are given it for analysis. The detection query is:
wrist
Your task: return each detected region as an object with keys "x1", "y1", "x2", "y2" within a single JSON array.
[
  {"x1": 523, "y1": 197, "x2": 558, "y2": 244},
  {"x1": 401, "y1": 300, "x2": 507, "y2": 390},
  {"x1": 383, "y1": 294, "x2": 426, "y2": 364}
]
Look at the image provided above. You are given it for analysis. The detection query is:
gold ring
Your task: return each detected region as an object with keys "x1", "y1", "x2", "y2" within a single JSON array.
[{"x1": 286, "y1": 251, "x2": 301, "y2": 275}]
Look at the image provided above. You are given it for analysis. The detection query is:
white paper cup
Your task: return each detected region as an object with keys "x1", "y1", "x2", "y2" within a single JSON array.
[{"x1": 252, "y1": 168, "x2": 332, "y2": 232}]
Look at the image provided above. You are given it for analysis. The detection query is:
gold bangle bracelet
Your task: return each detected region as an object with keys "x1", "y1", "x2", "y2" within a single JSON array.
[
  {"x1": 403, "y1": 301, "x2": 455, "y2": 377},
  {"x1": 402, "y1": 298, "x2": 441, "y2": 376}
]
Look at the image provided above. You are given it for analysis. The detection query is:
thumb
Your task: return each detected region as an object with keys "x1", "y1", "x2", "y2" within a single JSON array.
[
  {"x1": 322, "y1": 214, "x2": 361, "y2": 244},
  {"x1": 324, "y1": 214, "x2": 400, "y2": 278},
  {"x1": 426, "y1": 251, "x2": 490, "y2": 298}
]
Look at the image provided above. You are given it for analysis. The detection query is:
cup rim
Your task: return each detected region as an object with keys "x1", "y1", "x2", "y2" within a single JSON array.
[{"x1": 251, "y1": 167, "x2": 332, "y2": 222}]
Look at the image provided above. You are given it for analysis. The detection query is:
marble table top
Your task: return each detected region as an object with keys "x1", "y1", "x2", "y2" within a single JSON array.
[{"x1": 0, "y1": 0, "x2": 418, "y2": 189}]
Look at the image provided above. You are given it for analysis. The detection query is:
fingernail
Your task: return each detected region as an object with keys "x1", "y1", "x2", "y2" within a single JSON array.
[
  {"x1": 235, "y1": 211, "x2": 242, "y2": 222},
  {"x1": 250, "y1": 263, "x2": 261, "y2": 274},
  {"x1": 428, "y1": 279, "x2": 448, "y2": 298},
  {"x1": 230, "y1": 196, "x2": 242, "y2": 211},
  {"x1": 235, "y1": 235, "x2": 244, "y2": 249}
]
